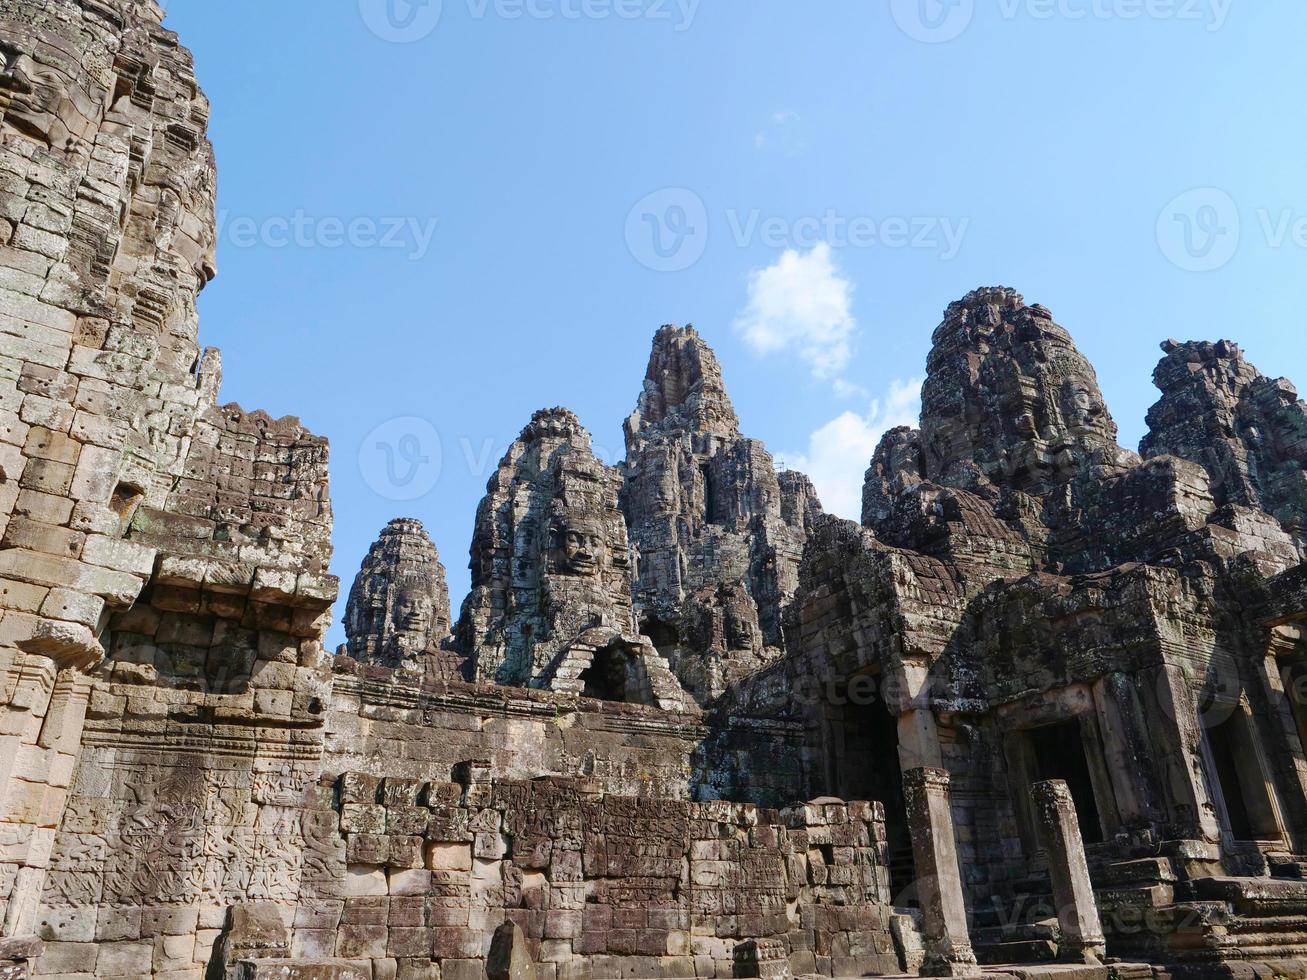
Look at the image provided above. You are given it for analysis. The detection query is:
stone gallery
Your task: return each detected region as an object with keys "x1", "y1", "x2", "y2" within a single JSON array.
[{"x1": 5, "y1": 2, "x2": 1307, "y2": 979}]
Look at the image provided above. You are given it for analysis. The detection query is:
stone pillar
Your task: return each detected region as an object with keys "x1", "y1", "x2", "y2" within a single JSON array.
[
  {"x1": 1148, "y1": 664, "x2": 1222, "y2": 843},
  {"x1": 1092, "y1": 673, "x2": 1162, "y2": 830},
  {"x1": 1032, "y1": 780, "x2": 1107, "y2": 965},
  {"x1": 893, "y1": 661, "x2": 945, "y2": 772},
  {"x1": 902, "y1": 767, "x2": 976, "y2": 977}
]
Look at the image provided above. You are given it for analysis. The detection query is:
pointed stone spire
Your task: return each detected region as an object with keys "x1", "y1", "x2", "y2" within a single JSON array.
[
  {"x1": 624, "y1": 325, "x2": 740, "y2": 452},
  {"x1": 621, "y1": 326, "x2": 820, "y2": 700},
  {"x1": 920, "y1": 287, "x2": 1133, "y2": 495},
  {"x1": 457, "y1": 408, "x2": 639, "y2": 687},
  {"x1": 344, "y1": 518, "x2": 453, "y2": 674}
]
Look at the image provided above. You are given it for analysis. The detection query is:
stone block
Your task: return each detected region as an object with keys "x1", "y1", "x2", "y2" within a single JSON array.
[{"x1": 336, "y1": 924, "x2": 388, "y2": 959}]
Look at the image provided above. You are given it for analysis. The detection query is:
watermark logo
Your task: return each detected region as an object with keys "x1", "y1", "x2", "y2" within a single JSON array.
[
  {"x1": 215, "y1": 210, "x2": 440, "y2": 261},
  {"x1": 891, "y1": 0, "x2": 1232, "y2": 43},
  {"x1": 624, "y1": 190, "x2": 970, "y2": 271},
  {"x1": 1156, "y1": 188, "x2": 1240, "y2": 272},
  {"x1": 466, "y1": 0, "x2": 699, "y2": 29},
  {"x1": 359, "y1": 0, "x2": 445, "y2": 42},
  {"x1": 359, "y1": 417, "x2": 444, "y2": 501},
  {"x1": 361, "y1": 0, "x2": 698, "y2": 39},
  {"x1": 726, "y1": 209, "x2": 968, "y2": 258},
  {"x1": 625, "y1": 187, "x2": 710, "y2": 273},
  {"x1": 891, "y1": 0, "x2": 975, "y2": 43}
]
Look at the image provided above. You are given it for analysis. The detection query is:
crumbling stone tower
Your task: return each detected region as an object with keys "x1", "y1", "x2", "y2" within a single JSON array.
[
  {"x1": 1144, "y1": 338, "x2": 1307, "y2": 553},
  {"x1": 621, "y1": 325, "x2": 820, "y2": 702},
  {"x1": 456, "y1": 407, "x2": 689, "y2": 707},
  {"x1": 343, "y1": 517, "x2": 454, "y2": 676}
]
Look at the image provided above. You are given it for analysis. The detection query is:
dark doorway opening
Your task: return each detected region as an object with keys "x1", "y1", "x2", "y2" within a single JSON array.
[
  {"x1": 834, "y1": 691, "x2": 915, "y2": 903},
  {"x1": 641, "y1": 617, "x2": 679, "y2": 660},
  {"x1": 1029, "y1": 719, "x2": 1104, "y2": 845},
  {"x1": 1205, "y1": 707, "x2": 1280, "y2": 842},
  {"x1": 579, "y1": 646, "x2": 630, "y2": 703},
  {"x1": 700, "y1": 464, "x2": 716, "y2": 524}
]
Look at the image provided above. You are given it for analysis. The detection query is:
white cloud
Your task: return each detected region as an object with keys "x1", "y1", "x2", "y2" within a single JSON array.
[
  {"x1": 754, "y1": 111, "x2": 805, "y2": 154},
  {"x1": 778, "y1": 378, "x2": 923, "y2": 521},
  {"x1": 733, "y1": 243, "x2": 857, "y2": 384}
]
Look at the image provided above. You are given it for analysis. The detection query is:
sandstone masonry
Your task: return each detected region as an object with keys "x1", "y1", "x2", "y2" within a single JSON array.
[{"x1": 7, "y1": 5, "x2": 1307, "y2": 980}]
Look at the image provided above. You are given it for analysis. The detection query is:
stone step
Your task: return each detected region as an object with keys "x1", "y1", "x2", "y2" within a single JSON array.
[
  {"x1": 974, "y1": 896, "x2": 1059, "y2": 930},
  {"x1": 1270, "y1": 857, "x2": 1307, "y2": 880},
  {"x1": 1093, "y1": 857, "x2": 1176, "y2": 887},
  {"x1": 974, "y1": 920, "x2": 1060, "y2": 945},
  {"x1": 1227, "y1": 913, "x2": 1307, "y2": 935},
  {"x1": 234, "y1": 961, "x2": 372, "y2": 980},
  {"x1": 974, "y1": 939, "x2": 1060, "y2": 965}
]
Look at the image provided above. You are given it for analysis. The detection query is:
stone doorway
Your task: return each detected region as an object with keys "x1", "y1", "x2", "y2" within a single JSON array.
[
  {"x1": 1005, "y1": 715, "x2": 1115, "y2": 853},
  {"x1": 578, "y1": 645, "x2": 632, "y2": 702},
  {"x1": 1027, "y1": 719, "x2": 1105, "y2": 845},
  {"x1": 1202, "y1": 704, "x2": 1283, "y2": 844},
  {"x1": 830, "y1": 688, "x2": 916, "y2": 903}
]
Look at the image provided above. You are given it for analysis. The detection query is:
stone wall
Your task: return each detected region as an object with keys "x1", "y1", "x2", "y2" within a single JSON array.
[
  {"x1": 0, "y1": 0, "x2": 344, "y2": 957},
  {"x1": 272, "y1": 773, "x2": 898, "y2": 980},
  {"x1": 325, "y1": 657, "x2": 810, "y2": 808}
]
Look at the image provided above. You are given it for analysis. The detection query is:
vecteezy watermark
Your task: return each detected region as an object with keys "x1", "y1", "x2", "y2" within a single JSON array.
[
  {"x1": 891, "y1": 0, "x2": 976, "y2": 43},
  {"x1": 1155, "y1": 188, "x2": 1307, "y2": 273},
  {"x1": 1156, "y1": 188, "x2": 1240, "y2": 272},
  {"x1": 359, "y1": 417, "x2": 444, "y2": 501},
  {"x1": 625, "y1": 188, "x2": 710, "y2": 273},
  {"x1": 624, "y1": 189, "x2": 969, "y2": 271},
  {"x1": 359, "y1": 0, "x2": 445, "y2": 43},
  {"x1": 892, "y1": 0, "x2": 1232, "y2": 43},
  {"x1": 725, "y1": 209, "x2": 969, "y2": 258},
  {"x1": 360, "y1": 0, "x2": 698, "y2": 41},
  {"x1": 215, "y1": 210, "x2": 439, "y2": 261},
  {"x1": 465, "y1": 0, "x2": 699, "y2": 29}
]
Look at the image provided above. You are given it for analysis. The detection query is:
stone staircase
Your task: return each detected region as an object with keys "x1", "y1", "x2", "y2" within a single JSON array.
[{"x1": 972, "y1": 876, "x2": 1062, "y2": 965}]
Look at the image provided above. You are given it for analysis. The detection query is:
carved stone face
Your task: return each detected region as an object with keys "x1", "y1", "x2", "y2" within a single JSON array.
[
  {"x1": 995, "y1": 347, "x2": 1118, "y2": 488},
  {"x1": 553, "y1": 517, "x2": 605, "y2": 577},
  {"x1": 0, "y1": 45, "x2": 74, "y2": 148},
  {"x1": 390, "y1": 589, "x2": 434, "y2": 639},
  {"x1": 724, "y1": 604, "x2": 758, "y2": 651},
  {"x1": 1059, "y1": 379, "x2": 1110, "y2": 442}
]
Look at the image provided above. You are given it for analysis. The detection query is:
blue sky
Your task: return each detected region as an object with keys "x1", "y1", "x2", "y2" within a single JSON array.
[{"x1": 163, "y1": 0, "x2": 1307, "y2": 650}]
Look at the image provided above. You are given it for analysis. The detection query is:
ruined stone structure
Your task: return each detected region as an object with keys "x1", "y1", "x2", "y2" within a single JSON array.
[
  {"x1": 343, "y1": 518, "x2": 456, "y2": 678},
  {"x1": 1143, "y1": 339, "x2": 1307, "y2": 551},
  {"x1": 451, "y1": 408, "x2": 688, "y2": 709},
  {"x1": 621, "y1": 326, "x2": 818, "y2": 704},
  {"x1": 8, "y1": 5, "x2": 1307, "y2": 980}
]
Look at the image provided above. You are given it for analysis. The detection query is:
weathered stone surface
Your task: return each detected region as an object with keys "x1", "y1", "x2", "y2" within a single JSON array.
[
  {"x1": 486, "y1": 920, "x2": 534, "y2": 980},
  {"x1": 919, "y1": 287, "x2": 1136, "y2": 497},
  {"x1": 621, "y1": 326, "x2": 820, "y2": 704},
  {"x1": 1144, "y1": 338, "x2": 1307, "y2": 551},
  {"x1": 343, "y1": 518, "x2": 458, "y2": 678},
  {"x1": 456, "y1": 408, "x2": 691, "y2": 709},
  {"x1": 1031, "y1": 780, "x2": 1106, "y2": 965},
  {"x1": 10, "y1": 2, "x2": 1307, "y2": 978}
]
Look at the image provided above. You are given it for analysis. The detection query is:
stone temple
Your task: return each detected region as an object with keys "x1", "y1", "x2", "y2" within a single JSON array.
[{"x1": 8, "y1": 5, "x2": 1307, "y2": 980}]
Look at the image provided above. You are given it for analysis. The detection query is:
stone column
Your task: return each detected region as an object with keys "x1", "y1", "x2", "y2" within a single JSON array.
[
  {"x1": 1148, "y1": 664, "x2": 1222, "y2": 843},
  {"x1": 1032, "y1": 780, "x2": 1107, "y2": 965},
  {"x1": 902, "y1": 767, "x2": 976, "y2": 977},
  {"x1": 894, "y1": 661, "x2": 945, "y2": 772}
]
